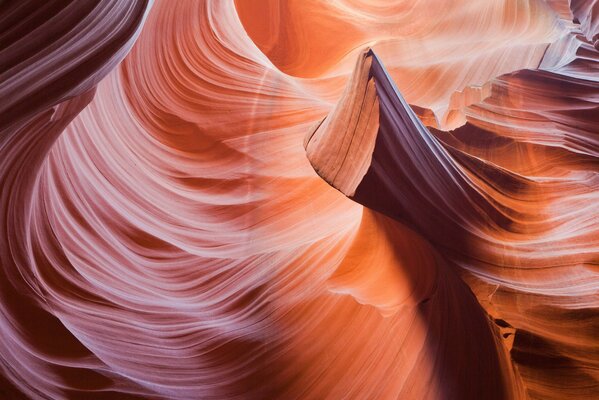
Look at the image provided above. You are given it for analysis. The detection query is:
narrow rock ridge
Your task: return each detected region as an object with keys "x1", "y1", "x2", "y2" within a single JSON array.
[{"x1": 305, "y1": 49, "x2": 520, "y2": 257}]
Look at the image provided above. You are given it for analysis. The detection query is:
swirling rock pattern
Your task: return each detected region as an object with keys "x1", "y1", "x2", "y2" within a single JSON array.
[{"x1": 0, "y1": 0, "x2": 597, "y2": 399}]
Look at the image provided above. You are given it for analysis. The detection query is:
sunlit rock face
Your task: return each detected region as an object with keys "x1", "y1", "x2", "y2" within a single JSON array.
[{"x1": 0, "y1": 0, "x2": 597, "y2": 399}]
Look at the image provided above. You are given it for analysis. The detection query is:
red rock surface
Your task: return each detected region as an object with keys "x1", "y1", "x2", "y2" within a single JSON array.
[{"x1": 0, "y1": 1, "x2": 597, "y2": 398}]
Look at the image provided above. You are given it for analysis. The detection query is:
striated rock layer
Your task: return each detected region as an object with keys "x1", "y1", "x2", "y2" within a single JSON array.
[
  {"x1": 305, "y1": 46, "x2": 599, "y2": 400},
  {"x1": 0, "y1": 0, "x2": 598, "y2": 399}
]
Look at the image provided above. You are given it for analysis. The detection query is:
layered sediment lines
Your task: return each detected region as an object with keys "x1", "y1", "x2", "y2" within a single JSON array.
[
  {"x1": 0, "y1": 0, "x2": 598, "y2": 399},
  {"x1": 305, "y1": 47, "x2": 598, "y2": 400}
]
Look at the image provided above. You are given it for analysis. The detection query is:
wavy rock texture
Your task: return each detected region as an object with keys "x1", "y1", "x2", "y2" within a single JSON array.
[{"x1": 0, "y1": 0, "x2": 597, "y2": 399}]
